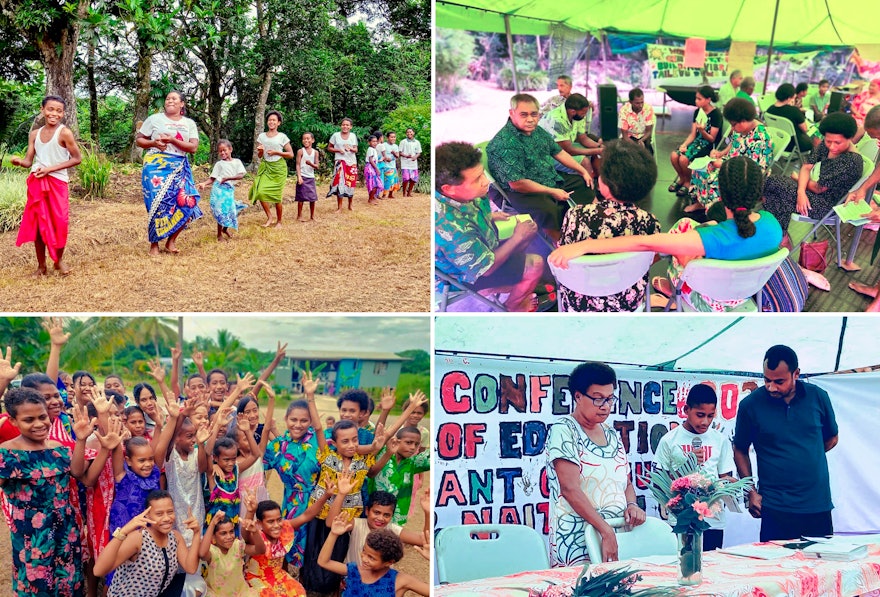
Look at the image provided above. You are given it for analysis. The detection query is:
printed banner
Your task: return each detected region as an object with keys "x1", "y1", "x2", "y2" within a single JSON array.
[
  {"x1": 647, "y1": 43, "x2": 727, "y2": 80},
  {"x1": 433, "y1": 355, "x2": 880, "y2": 551}
]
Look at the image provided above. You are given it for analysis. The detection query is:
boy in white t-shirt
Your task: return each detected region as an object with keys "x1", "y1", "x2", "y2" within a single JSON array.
[
  {"x1": 399, "y1": 127, "x2": 422, "y2": 197},
  {"x1": 655, "y1": 383, "x2": 735, "y2": 551}
]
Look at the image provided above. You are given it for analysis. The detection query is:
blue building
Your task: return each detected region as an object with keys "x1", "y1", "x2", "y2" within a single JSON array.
[{"x1": 274, "y1": 350, "x2": 408, "y2": 396}]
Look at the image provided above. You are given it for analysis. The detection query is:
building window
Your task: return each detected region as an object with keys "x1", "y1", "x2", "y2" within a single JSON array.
[{"x1": 373, "y1": 361, "x2": 388, "y2": 375}]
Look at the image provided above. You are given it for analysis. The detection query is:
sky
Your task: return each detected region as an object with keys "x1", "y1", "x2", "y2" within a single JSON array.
[{"x1": 181, "y1": 315, "x2": 429, "y2": 353}]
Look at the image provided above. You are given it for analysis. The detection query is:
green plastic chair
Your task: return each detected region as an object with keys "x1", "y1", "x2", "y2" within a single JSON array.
[
  {"x1": 435, "y1": 523, "x2": 549, "y2": 584},
  {"x1": 547, "y1": 251, "x2": 655, "y2": 312}
]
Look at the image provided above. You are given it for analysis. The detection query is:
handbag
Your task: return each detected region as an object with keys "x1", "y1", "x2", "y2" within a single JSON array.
[{"x1": 798, "y1": 239, "x2": 829, "y2": 273}]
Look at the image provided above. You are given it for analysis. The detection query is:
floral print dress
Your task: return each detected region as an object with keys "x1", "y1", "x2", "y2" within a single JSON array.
[
  {"x1": 263, "y1": 430, "x2": 320, "y2": 567},
  {"x1": 245, "y1": 520, "x2": 306, "y2": 596},
  {"x1": 691, "y1": 122, "x2": 774, "y2": 207},
  {"x1": 0, "y1": 446, "x2": 83, "y2": 596},
  {"x1": 557, "y1": 198, "x2": 661, "y2": 311}
]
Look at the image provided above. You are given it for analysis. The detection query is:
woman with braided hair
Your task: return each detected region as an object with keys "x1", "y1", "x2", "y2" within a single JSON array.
[{"x1": 549, "y1": 156, "x2": 783, "y2": 311}]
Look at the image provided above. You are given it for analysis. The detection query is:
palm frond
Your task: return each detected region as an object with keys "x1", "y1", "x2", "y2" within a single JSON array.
[{"x1": 571, "y1": 566, "x2": 679, "y2": 597}]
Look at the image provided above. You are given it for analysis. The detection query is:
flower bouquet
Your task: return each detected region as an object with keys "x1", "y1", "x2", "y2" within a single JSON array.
[
  {"x1": 531, "y1": 566, "x2": 680, "y2": 597},
  {"x1": 640, "y1": 453, "x2": 755, "y2": 585}
]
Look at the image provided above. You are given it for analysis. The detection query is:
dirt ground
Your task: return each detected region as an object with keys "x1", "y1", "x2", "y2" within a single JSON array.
[
  {"x1": 0, "y1": 172, "x2": 431, "y2": 312},
  {"x1": 0, "y1": 396, "x2": 430, "y2": 594}
]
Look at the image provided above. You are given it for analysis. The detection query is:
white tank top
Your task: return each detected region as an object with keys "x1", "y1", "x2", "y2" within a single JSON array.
[
  {"x1": 300, "y1": 147, "x2": 316, "y2": 178},
  {"x1": 32, "y1": 125, "x2": 71, "y2": 182}
]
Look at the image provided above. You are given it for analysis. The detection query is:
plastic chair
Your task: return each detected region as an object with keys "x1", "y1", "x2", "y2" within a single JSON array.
[
  {"x1": 670, "y1": 248, "x2": 790, "y2": 312},
  {"x1": 435, "y1": 523, "x2": 550, "y2": 584},
  {"x1": 766, "y1": 127, "x2": 792, "y2": 173},
  {"x1": 758, "y1": 93, "x2": 776, "y2": 115},
  {"x1": 763, "y1": 112, "x2": 810, "y2": 176},
  {"x1": 790, "y1": 148, "x2": 880, "y2": 267},
  {"x1": 434, "y1": 270, "x2": 509, "y2": 313},
  {"x1": 548, "y1": 251, "x2": 655, "y2": 312},
  {"x1": 584, "y1": 517, "x2": 678, "y2": 563}
]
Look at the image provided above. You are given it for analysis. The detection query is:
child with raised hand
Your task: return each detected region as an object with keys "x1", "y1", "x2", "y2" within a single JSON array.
[
  {"x1": 380, "y1": 130, "x2": 400, "y2": 199},
  {"x1": 318, "y1": 516, "x2": 430, "y2": 597},
  {"x1": 198, "y1": 138, "x2": 247, "y2": 241},
  {"x1": 230, "y1": 379, "x2": 276, "y2": 518},
  {"x1": 399, "y1": 127, "x2": 422, "y2": 197},
  {"x1": 94, "y1": 490, "x2": 203, "y2": 596},
  {"x1": 364, "y1": 135, "x2": 384, "y2": 205},
  {"x1": 262, "y1": 395, "x2": 322, "y2": 569},
  {"x1": 295, "y1": 132, "x2": 320, "y2": 221},
  {"x1": 10, "y1": 95, "x2": 82, "y2": 277},
  {"x1": 368, "y1": 426, "x2": 431, "y2": 526},
  {"x1": 301, "y1": 370, "x2": 387, "y2": 594},
  {"x1": 200, "y1": 510, "x2": 264, "y2": 597},
  {"x1": 655, "y1": 383, "x2": 736, "y2": 551},
  {"x1": 242, "y1": 484, "x2": 336, "y2": 596},
  {"x1": 0, "y1": 387, "x2": 86, "y2": 597}
]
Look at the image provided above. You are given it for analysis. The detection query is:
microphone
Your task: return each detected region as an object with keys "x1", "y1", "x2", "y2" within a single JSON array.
[{"x1": 692, "y1": 437, "x2": 703, "y2": 465}]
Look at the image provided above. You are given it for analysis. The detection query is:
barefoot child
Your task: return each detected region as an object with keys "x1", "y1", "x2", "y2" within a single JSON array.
[
  {"x1": 10, "y1": 95, "x2": 82, "y2": 276},
  {"x1": 200, "y1": 511, "x2": 264, "y2": 597},
  {"x1": 365, "y1": 135, "x2": 384, "y2": 205},
  {"x1": 319, "y1": 519, "x2": 429, "y2": 596},
  {"x1": 295, "y1": 132, "x2": 320, "y2": 221},
  {"x1": 0, "y1": 388, "x2": 86, "y2": 596},
  {"x1": 198, "y1": 139, "x2": 247, "y2": 241},
  {"x1": 380, "y1": 131, "x2": 400, "y2": 199},
  {"x1": 326, "y1": 117, "x2": 358, "y2": 211},
  {"x1": 399, "y1": 127, "x2": 422, "y2": 197},
  {"x1": 249, "y1": 111, "x2": 293, "y2": 227}
]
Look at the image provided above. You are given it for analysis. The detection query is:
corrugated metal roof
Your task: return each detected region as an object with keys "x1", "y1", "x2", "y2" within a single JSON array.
[{"x1": 284, "y1": 350, "x2": 409, "y2": 361}]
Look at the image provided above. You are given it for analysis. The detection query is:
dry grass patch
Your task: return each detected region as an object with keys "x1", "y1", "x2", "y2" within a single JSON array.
[{"x1": 0, "y1": 174, "x2": 431, "y2": 312}]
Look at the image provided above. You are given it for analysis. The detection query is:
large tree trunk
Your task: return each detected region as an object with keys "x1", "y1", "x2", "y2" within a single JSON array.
[
  {"x1": 35, "y1": 21, "x2": 81, "y2": 135},
  {"x1": 87, "y1": 34, "x2": 99, "y2": 147},
  {"x1": 128, "y1": 39, "x2": 153, "y2": 163},
  {"x1": 249, "y1": 68, "x2": 272, "y2": 171},
  {"x1": 206, "y1": 53, "x2": 223, "y2": 163}
]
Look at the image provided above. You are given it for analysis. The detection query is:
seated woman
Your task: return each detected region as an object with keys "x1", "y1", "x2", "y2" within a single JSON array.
[
  {"x1": 765, "y1": 83, "x2": 812, "y2": 152},
  {"x1": 850, "y1": 79, "x2": 880, "y2": 129},
  {"x1": 686, "y1": 98, "x2": 774, "y2": 213},
  {"x1": 556, "y1": 140, "x2": 661, "y2": 312},
  {"x1": 763, "y1": 112, "x2": 864, "y2": 242},
  {"x1": 549, "y1": 156, "x2": 783, "y2": 312},
  {"x1": 668, "y1": 86, "x2": 723, "y2": 198}
]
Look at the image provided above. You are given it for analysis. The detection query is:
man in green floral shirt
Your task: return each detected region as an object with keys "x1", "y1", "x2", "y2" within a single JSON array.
[
  {"x1": 434, "y1": 141, "x2": 544, "y2": 311},
  {"x1": 487, "y1": 93, "x2": 594, "y2": 242}
]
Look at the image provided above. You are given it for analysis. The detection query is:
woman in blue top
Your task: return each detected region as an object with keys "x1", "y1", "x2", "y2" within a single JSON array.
[{"x1": 549, "y1": 156, "x2": 782, "y2": 311}]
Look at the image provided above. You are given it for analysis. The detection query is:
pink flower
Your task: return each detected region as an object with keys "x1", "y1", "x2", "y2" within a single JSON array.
[
  {"x1": 32, "y1": 512, "x2": 45, "y2": 529},
  {"x1": 151, "y1": 176, "x2": 162, "y2": 187},
  {"x1": 692, "y1": 500, "x2": 713, "y2": 520},
  {"x1": 671, "y1": 476, "x2": 692, "y2": 491},
  {"x1": 667, "y1": 495, "x2": 683, "y2": 508}
]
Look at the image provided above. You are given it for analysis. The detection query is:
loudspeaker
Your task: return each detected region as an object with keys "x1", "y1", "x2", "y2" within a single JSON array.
[
  {"x1": 598, "y1": 84, "x2": 619, "y2": 141},
  {"x1": 828, "y1": 91, "x2": 846, "y2": 114}
]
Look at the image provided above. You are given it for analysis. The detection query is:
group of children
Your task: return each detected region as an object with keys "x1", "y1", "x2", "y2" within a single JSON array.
[
  {"x1": 0, "y1": 321, "x2": 431, "y2": 597},
  {"x1": 9, "y1": 97, "x2": 424, "y2": 274}
]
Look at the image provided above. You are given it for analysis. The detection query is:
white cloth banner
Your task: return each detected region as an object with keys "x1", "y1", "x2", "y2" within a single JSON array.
[{"x1": 433, "y1": 355, "x2": 880, "y2": 552}]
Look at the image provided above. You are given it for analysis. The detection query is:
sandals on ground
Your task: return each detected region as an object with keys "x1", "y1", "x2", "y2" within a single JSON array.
[{"x1": 668, "y1": 181, "x2": 682, "y2": 193}]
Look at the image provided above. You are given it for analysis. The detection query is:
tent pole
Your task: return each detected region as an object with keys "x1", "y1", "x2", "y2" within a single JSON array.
[
  {"x1": 762, "y1": 0, "x2": 781, "y2": 95},
  {"x1": 504, "y1": 15, "x2": 520, "y2": 93},
  {"x1": 584, "y1": 32, "x2": 592, "y2": 98}
]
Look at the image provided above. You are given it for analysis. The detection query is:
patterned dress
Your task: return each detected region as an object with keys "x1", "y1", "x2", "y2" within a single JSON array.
[
  {"x1": 343, "y1": 562, "x2": 397, "y2": 597},
  {"x1": 107, "y1": 529, "x2": 178, "y2": 597},
  {"x1": 207, "y1": 539, "x2": 257, "y2": 597},
  {"x1": 0, "y1": 446, "x2": 83, "y2": 596},
  {"x1": 763, "y1": 142, "x2": 865, "y2": 231},
  {"x1": 557, "y1": 198, "x2": 661, "y2": 312},
  {"x1": 263, "y1": 430, "x2": 320, "y2": 567},
  {"x1": 545, "y1": 418, "x2": 628, "y2": 567},
  {"x1": 245, "y1": 520, "x2": 306, "y2": 596},
  {"x1": 205, "y1": 465, "x2": 241, "y2": 533},
  {"x1": 691, "y1": 122, "x2": 774, "y2": 207}
]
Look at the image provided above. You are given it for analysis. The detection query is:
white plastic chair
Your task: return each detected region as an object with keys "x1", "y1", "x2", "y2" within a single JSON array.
[
  {"x1": 671, "y1": 248, "x2": 790, "y2": 312},
  {"x1": 548, "y1": 251, "x2": 655, "y2": 312},
  {"x1": 585, "y1": 517, "x2": 678, "y2": 563},
  {"x1": 435, "y1": 523, "x2": 550, "y2": 584},
  {"x1": 763, "y1": 112, "x2": 810, "y2": 176},
  {"x1": 766, "y1": 128, "x2": 792, "y2": 173}
]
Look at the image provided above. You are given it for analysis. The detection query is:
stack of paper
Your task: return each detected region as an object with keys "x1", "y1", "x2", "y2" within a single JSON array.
[
  {"x1": 832, "y1": 200, "x2": 872, "y2": 225},
  {"x1": 494, "y1": 214, "x2": 533, "y2": 240},
  {"x1": 802, "y1": 542, "x2": 868, "y2": 562},
  {"x1": 718, "y1": 544, "x2": 795, "y2": 560}
]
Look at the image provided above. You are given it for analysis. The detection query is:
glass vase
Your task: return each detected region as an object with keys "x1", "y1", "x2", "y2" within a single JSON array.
[{"x1": 676, "y1": 531, "x2": 703, "y2": 586}]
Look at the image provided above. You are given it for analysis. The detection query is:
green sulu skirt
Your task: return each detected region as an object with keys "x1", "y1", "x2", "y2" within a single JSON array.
[{"x1": 248, "y1": 158, "x2": 287, "y2": 204}]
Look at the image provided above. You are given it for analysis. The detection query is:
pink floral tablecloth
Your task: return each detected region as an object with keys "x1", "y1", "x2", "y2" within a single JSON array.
[{"x1": 434, "y1": 543, "x2": 880, "y2": 597}]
